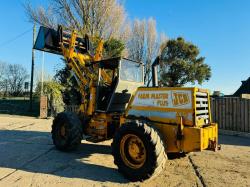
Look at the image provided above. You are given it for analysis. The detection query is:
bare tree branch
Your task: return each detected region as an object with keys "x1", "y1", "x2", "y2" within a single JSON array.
[{"x1": 24, "y1": 0, "x2": 128, "y2": 40}]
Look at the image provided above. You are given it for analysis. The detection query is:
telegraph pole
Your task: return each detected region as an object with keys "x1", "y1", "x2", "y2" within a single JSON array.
[
  {"x1": 29, "y1": 24, "x2": 36, "y2": 111},
  {"x1": 41, "y1": 51, "x2": 44, "y2": 96}
]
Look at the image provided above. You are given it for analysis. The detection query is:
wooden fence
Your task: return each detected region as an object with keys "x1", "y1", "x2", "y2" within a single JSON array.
[{"x1": 211, "y1": 97, "x2": 250, "y2": 133}]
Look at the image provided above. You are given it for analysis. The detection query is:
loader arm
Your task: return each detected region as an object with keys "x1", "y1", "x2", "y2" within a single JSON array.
[{"x1": 34, "y1": 25, "x2": 111, "y2": 115}]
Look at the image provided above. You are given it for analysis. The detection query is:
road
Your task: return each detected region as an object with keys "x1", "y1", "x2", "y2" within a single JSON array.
[{"x1": 0, "y1": 115, "x2": 249, "y2": 187}]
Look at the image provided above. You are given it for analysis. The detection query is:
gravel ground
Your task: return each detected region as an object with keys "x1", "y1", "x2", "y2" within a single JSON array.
[{"x1": 0, "y1": 115, "x2": 249, "y2": 187}]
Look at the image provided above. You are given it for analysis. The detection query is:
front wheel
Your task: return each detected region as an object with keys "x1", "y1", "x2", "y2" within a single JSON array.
[
  {"x1": 112, "y1": 121, "x2": 167, "y2": 181},
  {"x1": 51, "y1": 112, "x2": 83, "y2": 151}
]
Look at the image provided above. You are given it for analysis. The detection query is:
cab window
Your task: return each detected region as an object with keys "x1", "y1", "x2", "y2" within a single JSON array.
[{"x1": 120, "y1": 59, "x2": 143, "y2": 82}]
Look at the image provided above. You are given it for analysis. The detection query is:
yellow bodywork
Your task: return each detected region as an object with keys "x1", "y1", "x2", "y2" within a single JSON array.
[
  {"x1": 126, "y1": 87, "x2": 218, "y2": 153},
  {"x1": 153, "y1": 122, "x2": 218, "y2": 152}
]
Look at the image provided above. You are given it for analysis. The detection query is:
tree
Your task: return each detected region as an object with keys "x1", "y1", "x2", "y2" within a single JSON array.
[
  {"x1": 0, "y1": 61, "x2": 6, "y2": 81},
  {"x1": 6, "y1": 64, "x2": 29, "y2": 96},
  {"x1": 127, "y1": 19, "x2": 146, "y2": 62},
  {"x1": 127, "y1": 18, "x2": 166, "y2": 85},
  {"x1": 25, "y1": 0, "x2": 128, "y2": 41},
  {"x1": 0, "y1": 61, "x2": 7, "y2": 95},
  {"x1": 0, "y1": 62, "x2": 29, "y2": 97},
  {"x1": 159, "y1": 37, "x2": 211, "y2": 87},
  {"x1": 35, "y1": 80, "x2": 65, "y2": 116},
  {"x1": 54, "y1": 65, "x2": 81, "y2": 105},
  {"x1": 103, "y1": 38, "x2": 125, "y2": 58}
]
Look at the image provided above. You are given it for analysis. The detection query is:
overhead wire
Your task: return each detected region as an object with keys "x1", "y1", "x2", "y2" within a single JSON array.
[{"x1": 0, "y1": 27, "x2": 32, "y2": 48}]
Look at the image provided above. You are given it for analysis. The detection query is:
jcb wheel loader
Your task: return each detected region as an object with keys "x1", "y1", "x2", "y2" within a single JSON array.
[{"x1": 34, "y1": 25, "x2": 219, "y2": 181}]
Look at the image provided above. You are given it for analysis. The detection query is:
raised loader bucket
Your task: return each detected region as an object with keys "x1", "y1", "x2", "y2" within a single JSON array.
[
  {"x1": 34, "y1": 26, "x2": 62, "y2": 55},
  {"x1": 34, "y1": 26, "x2": 90, "y2": 55}
]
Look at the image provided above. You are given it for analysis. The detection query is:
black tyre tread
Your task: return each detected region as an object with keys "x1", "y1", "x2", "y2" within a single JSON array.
[
  {"x1": 112, "y1": 121, "x2": 167, "y2": 181},
  {"x1": 149, "y1": 126, "x2": 167, "y2": 178},
  {"x1": 52, "y1": 112, "x2": 82, "y2": 151}
]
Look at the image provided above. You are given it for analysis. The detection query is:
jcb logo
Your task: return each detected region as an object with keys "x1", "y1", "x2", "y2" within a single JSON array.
[{"x1": 172, "y1": 92, "x2": 190, "y2": 106}]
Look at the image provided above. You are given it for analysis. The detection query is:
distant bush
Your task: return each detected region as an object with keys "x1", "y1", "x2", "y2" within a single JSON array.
[{"x1": 35, "y1": 80, "x2": 65, "y2": 116}]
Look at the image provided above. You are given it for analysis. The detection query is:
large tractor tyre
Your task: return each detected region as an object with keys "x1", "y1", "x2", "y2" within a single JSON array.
[
  {"x1": 112, "y1": 121, "x2": 167, "y2": 181},
  {"x1": 52, "y1": 112, "x2": 83, "y2": 151}
]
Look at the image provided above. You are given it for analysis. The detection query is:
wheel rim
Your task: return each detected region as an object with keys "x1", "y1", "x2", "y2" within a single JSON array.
[{"x1": 120, "y1": 134, "x2": 146, "y2": 169}]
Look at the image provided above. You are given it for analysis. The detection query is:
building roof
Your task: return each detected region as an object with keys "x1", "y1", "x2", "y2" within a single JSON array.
[{"x1": 233, "y1": 77, "x2": 250, "y2": 96}]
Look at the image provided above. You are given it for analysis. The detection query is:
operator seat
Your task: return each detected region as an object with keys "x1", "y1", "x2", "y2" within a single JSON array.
[{"x1": 96, "y1": 76, "x2": 118, "y2": 111}]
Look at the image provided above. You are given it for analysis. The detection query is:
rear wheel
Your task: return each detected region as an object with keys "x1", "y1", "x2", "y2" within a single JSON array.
[
  {"x1": 112, "y1": 121, "x2": 167, "y2": 181},
  {"x1": 52, "y1": 112, "x2": 82, "y2": 151}
]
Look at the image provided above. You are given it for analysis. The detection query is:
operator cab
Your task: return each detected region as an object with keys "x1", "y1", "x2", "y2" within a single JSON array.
[{"x1": 96, "y1": 57, "x2": 144, "y2": 113}]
